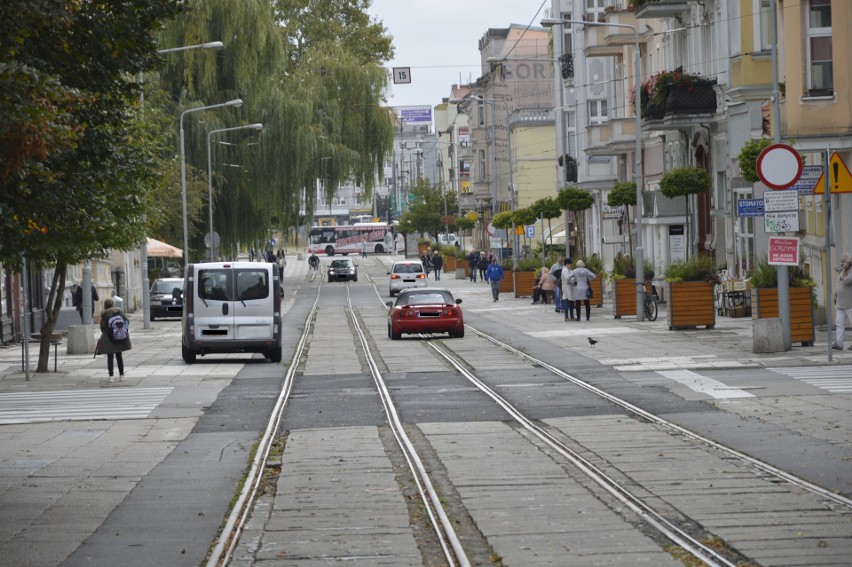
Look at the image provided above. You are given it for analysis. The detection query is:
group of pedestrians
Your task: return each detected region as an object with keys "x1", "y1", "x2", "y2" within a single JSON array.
[
  {"x1": 532, "y1": 256, "x2": 597, "y2": 321},
  {"x1": 420, "y1": 249, "x2": 445, "y2": 281}
]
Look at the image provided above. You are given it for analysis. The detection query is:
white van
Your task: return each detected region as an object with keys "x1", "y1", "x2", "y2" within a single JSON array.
[{"x1": 181, "y1": 262, "x2": 282, "y2": 363}]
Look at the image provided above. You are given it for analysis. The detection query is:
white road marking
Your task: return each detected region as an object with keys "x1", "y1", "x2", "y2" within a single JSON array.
[{"x1": 656, "y1": 369, "x2": 755, "y2": 399}]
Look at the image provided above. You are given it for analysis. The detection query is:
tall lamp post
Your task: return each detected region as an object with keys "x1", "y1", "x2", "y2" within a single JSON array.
[
  {"x1": 207, "y1": 123, "x2": 263, "y2": 261},
  {"x1": 140, "y1": 40, "x2": 224, "y2": 330},
  {"x1": 450, "y1": 96, "x2": 517, "y2": 269},
  {"x1": 180, "y1": 98, "x2": 243, "y2": 264},
  {"x1": 541, "y1": 18, "x2": 645, "y2": 320}
]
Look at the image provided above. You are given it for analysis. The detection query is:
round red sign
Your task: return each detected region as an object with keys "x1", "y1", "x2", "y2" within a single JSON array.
[{"x1": 756, "y1": 144, "x2": 803, "y2": 190}]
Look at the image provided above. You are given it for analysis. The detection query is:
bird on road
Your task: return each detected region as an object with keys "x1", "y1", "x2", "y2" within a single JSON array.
[{"x1": 588, "y1": 337, "x2": 598, "y2": 347}]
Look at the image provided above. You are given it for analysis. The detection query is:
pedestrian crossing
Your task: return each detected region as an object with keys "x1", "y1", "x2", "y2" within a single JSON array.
[
  {"x1": 0, "y1": 387, "x2": 173, "y2": 425},
  {"x1": 770, "y1": 367, "x2": 852, "y2": 393}
]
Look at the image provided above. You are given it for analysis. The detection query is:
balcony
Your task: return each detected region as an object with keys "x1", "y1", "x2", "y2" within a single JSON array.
[
  {"x1": 639, "y1": 75, "x2": 718, "y2": 128},
  {"x1": 586, "y1": 118, "x2": 637, "y2": 157},
  {"x1": 632, "y1": 0, "x2": 691, "y2": 19}
]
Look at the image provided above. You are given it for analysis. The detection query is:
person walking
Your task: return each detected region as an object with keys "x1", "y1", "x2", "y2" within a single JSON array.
[
  {"x1": 832, "y1": 253, "x2": 852, "y2": 350},
  {"x1": 486, "y1": 257, "x2": 504, "y2": 302},
  {"x1": 97, "y1": 298, "x2": 131, "y2": 383},
  {"x1": 478, "y1": 253, "x2": 489, "y2": 283},
  {"x1": 421, "y1": 248, "x2": 433, "y2": 278},
  {"x1": 432, "y1": 250, "x2": 443, "y2": 281},
  {"x1": 571, "y1": 260, "x2": 597, "y2": 321},
  {"x1": 360, "y1": 240, "x2": 368, "y2": 258},
  {"x1": 549, "y1": 256, "x2": 565, "y2": 313},
  {"x1": 467, "y1": 250, "x2": 479, "y2": 282},
  {"x1": 562, "y1": 259, "x2": 576, "y2": 320},
  {"x1": 73, "y1": 284, "x2": 99, "y2": 323}
]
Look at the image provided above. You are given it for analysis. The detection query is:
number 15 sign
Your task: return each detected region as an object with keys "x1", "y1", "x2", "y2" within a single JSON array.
[{"x1": 392, "y1": 67, "x2": 411, "y2": 84}]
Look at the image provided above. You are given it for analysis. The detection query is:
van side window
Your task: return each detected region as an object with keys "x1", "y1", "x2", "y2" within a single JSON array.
[
  {"x1": 199, "y1": 270, "x2": 231, "y2": 301},
  {"x1": 237, "y1": 270, "x2": 269, "y2": 300}
]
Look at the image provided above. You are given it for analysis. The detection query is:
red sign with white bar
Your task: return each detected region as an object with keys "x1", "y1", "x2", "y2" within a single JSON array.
[{"x1": 768, "y1": 236, "x2": 800, "y2": 266}]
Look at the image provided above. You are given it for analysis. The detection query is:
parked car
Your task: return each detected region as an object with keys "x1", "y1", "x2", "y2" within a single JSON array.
[
  {"x1": 386, "y1": 288, "x2": 464, "y2": 340},
  {"x1": 327, "y1": 258, "x2": 358, "y2": 282},
  {"x1": 388, "y1": 260, "x2": 427, "y2": 296},
  {"x1": 150, "y1": 278, "x2": 184, "y2": 320}
]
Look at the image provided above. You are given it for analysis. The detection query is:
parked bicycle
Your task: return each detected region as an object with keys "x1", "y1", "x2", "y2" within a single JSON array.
[{"x1": 637, "y1": 280, "x2": 659, "y2": 321}]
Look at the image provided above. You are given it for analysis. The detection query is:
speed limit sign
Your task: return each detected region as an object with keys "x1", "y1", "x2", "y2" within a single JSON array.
[{"x1": 392, "y1": 67, "x2": 411, "y2": 84}]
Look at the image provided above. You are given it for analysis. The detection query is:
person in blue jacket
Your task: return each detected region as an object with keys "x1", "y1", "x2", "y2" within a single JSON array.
[{"x1": 485, "y1": 257, "x2": 504, "y2": 302}]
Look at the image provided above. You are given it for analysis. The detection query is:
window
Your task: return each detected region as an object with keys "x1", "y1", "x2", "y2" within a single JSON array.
[
  {"x1": 806, "y1": 0, "x2": 832, "y2": 94},
  {"x1": 586, "y1": 0, "x2": 605, "y2": 22},
  {"x1": 478, "y1": 149, "x2": 486, "y2": 182},
  {"x1": 477, "y1": 101, "x2": 485, "y2": 126},
  {"x1": 589, "y1": 100, "x2": 608, "y2": 124},
  {"x1": 758, "y1": 0, "x2": 772, "y2": 52}
]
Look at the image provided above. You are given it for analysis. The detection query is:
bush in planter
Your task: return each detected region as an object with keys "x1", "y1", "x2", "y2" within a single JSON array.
[
  {"x1": 610, "y1": 254, "x2": 655, "y2": 281},
  {"x1": 664, "y1": 254, "x2": 719, "y2": 284},
  {"x1": 747, "y1": 256, "x2": 817, "y2": 308},
  {"x1": 517, "y1": 257, "x2": 541, "y2": 272}
]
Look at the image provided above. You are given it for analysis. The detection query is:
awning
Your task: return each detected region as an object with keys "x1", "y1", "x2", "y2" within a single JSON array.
[{"x1": 146, "y1": 237, "x2": 183, "y2": 258}]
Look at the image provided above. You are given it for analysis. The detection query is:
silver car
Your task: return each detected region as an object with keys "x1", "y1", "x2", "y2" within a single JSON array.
[
  {"x1": 150, "y1": 278, "x2": 184, "y2": 320},
  {"x1": 388, "y1": 260, "x2": 427, "y2": 296}
]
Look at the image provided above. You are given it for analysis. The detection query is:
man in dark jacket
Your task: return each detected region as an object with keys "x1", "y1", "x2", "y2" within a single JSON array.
[
  {"x1": 432, "y1": 251, "x2": 444, "y2": 281},
  {"x1": 467, "y1": 250, "x2": 479, "y2": 282},
  {"x1": 73, "y1": 284, "x2": 99, "y2": 323}
]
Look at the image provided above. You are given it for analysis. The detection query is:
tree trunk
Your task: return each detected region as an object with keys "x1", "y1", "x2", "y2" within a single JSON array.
[{"x1": 36, "y1": 257, "x2": 67, "y2": 373}]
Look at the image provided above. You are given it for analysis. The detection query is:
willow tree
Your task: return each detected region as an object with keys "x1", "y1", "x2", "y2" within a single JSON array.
[{"x1": 156, "y1": 0, "x2": 396, "y2": 258}]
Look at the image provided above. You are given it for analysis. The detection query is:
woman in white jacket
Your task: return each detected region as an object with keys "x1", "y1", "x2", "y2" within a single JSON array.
[
  {"x1": 571, "y1": 260, "x2": 597, "y2": 321},
  {"x1": 561, "y1": 259, "x2": 575, "y2": 320}
]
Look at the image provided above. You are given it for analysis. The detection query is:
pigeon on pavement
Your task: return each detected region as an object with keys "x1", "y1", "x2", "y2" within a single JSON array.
[{"x1": 588, "y1": 337, "x2": 598, "y2": 347}]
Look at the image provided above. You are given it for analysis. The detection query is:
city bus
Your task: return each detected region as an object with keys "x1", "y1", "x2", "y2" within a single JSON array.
[{"x1": 307, "y1": 223, "x2": 402, "y2": 256}]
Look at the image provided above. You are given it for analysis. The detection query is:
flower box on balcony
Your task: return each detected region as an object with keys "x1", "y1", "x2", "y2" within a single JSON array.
[{"x1": 664, "y1": 80, "x2": 717, "y2": 115}]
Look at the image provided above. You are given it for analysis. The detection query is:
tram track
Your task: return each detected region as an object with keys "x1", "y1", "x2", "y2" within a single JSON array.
[{"x1": 212, "y1": 259, "x2": 852, "y2": 566}]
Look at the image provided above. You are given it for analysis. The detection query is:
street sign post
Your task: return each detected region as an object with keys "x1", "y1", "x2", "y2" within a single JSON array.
[
  {"x1": 757, "y1": 144, "x2": 803, "y2": 190},
  {"x1": 768, "y1": 236, "x2": 800, "y2": 266}
]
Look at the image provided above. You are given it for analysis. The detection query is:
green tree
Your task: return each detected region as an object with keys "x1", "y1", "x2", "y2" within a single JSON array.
[
  {"x1": 0, "y1": 0, "x2": 183, "y2": 371},
  {"x1": 557, "y1": 187, "x2": 595, "y2": 259},
  {"x1": 158, "y1": 0, "x2": 396, "y2": 258},
  {"x1": 737, "y1": 138, "x2": 772, "y2": 183},
  {"x1": 607, "y1": 181, "x2": 636, "y2": 257},
  {"x1": 397, "y1": 178, "x2": 458, "y2": 240},
  {"x1": 529, "y1": 196, "x2": 563, "y2": 257},
  {"x1": 511, "y1": 207, "x2": 537, "y2": 252}
]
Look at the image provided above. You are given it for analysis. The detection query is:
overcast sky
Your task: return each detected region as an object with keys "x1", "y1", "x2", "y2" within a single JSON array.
[{"x1": 366, "y1": 0, "x2": 550, "y2": 109}]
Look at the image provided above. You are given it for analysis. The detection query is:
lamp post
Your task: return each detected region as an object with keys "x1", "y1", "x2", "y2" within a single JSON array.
[
  {"x1": 450, "y1": 96, "x2": 517, "y2": 269},
  {"x1": 139, "y1": 40, "x2": 224, "y2": 330},
  {"x1": 207, "y1": 123, "x2": 263, "y2": 261},
  {"x1": 180, "y1": 99, "x2": 243, "y2": 264},
  {"x1": 541, "y1": 18, "x2": 645, "y2": 320}
]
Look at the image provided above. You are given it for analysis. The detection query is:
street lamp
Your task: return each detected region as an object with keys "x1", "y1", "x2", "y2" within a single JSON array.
[
  {"x1": 541, "y1": 18, "x2": 645, "y2": 320},
  {"x1": 450, "y1": 96, "x2": 518, "y2": 269},
  {"x1": 207, "y1": 123, "x2": 263, "y2": 260},
  {"x1": 180, "y1": 98, "x2": 243, "y2": 264},
  {"x1": 140, "y1": 40, "x2": 224, "y2": 330}
]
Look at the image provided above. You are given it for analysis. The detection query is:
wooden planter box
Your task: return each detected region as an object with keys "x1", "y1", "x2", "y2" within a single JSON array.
[
  {"x1": 444, "y1": 256, "x2": 457, "y2": 271},
  {"x1": 590, "y1": 276, "x2": 603, "y2": 308},
  {"x1": 750, "y1": 287, "x2": 815, "y2": 346},
  {"x1": 514, "y1": 271, "x2": 536, "y2": 298},
  {"x1": 613, "y1": 278, "x2": 637, "y2": 318},
  {"x1": 667, "y1": 281, "x2": 716, "y2": 330},
  {"x1": 457, "y1": 259, "x2": 469, "y2": 279},
  {"x1": 499, "y1": 275, "x2": 514, "y2": 293},
  {"x1": 417, "y1": 243, "x2": 431, "y2": 258}
]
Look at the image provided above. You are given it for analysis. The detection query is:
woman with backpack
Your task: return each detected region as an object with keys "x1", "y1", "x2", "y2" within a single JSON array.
[{"x1": 97, "y1": 298, "x2": 131, "y2": 382}]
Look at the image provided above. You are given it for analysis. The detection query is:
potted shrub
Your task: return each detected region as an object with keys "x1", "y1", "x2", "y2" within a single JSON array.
[
  {"x1": 498, "y1": 258, "x2": 515, "y2": 293},
  {"x1": 610, "y1": 255, "x2": 654, "y2": 318},
  {"x1": 664, "y1": 254, "x2": 719, "y2": 330},
  {"x1": 514, "y1": 257, "x2": 541, "y2": 298},
  {"x1": 442, "y1": 245, "x2": 457, "y2": 271},
  {"x1": 748, "y1": 257, "x2": 816, "y2": 346}
]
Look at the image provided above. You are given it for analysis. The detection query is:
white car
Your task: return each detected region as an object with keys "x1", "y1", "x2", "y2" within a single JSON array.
[{"x1": 388, "y1": 260, "x2": 427, "y2": 296}]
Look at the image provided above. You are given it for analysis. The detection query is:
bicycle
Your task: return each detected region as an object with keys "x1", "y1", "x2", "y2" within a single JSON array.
[{"x1": 637, "y1": 280, "x2": 659, "y2": 321}]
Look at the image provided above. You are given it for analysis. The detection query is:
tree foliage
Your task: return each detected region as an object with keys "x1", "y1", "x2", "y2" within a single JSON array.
[
  {"x1": 491, "y1": 211, "x2": 513, "y2": 230},
  {"x1": 737, "y1": 138, "x2": 772, "y2": 183},
  {"x1": 397, "y1": 178, "x2": 458, "y2": 239},
  {"x1": 607, "y1": 182, "x2": 636, "y2": 207},
  {"x1": 0, "y1": 0, "x2": 184, "y2": 371},
  {"x1": 556, "y1": 186, "x2": 594, "y2": 212},
  {"x1": 659, "y1": 166, "x2": 711, "y2": 198},
  {"x1": 529, "y1": 196, "x2": 562, "y2": 220}
]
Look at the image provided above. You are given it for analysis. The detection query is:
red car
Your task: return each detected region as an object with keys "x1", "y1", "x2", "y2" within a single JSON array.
[{"x1": 386, "y1": 288, "x2": 464, "y2": 340}]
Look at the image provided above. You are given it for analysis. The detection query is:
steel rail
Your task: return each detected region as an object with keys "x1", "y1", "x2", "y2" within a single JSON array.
[
  {"x1": 465, "y1": 324, "x2": 852, "y2": 511},
  {"x1": 347, "y1": 284, "x2": 470, "y2": 567},
  {"x1": 425, "y1": 340, "x2": 736, "y2": 567},
  {"x1": 206, "y1": 273, "x2": 325, "y2": 566}
]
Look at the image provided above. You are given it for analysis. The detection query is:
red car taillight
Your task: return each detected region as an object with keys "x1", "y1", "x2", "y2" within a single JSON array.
[
  {"x1": 390, "y1": 274, "x2": 401, "y2": 280},
  {"x1": 416, "y1": 273, "x2": 426, "y2": 279},
  {"x1": 443, "y1": 307, "x2": 458, "y2": 316}
]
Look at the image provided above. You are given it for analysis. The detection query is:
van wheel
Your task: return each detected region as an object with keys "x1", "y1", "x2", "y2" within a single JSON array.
[
  {"x1": 182, "y1": 344, "x2": 196, "y2": 364},
  {"x1": 268, "y1": 347, "x2": 282, "y2": 363},
  {"x1": 375, "y1": 244, "x2": 385, "y2": 254},
  {"x1": 325, "y1": 246, "x2": 334, "y2": 256}
]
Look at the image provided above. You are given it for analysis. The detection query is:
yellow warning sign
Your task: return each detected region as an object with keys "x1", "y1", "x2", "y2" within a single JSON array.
[{"x1": 813, "y1": 152, "x2": 852, "y2": 194}]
